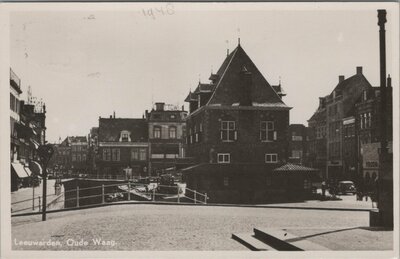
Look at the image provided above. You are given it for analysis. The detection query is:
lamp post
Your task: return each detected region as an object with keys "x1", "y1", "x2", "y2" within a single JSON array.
[{"x1": 38, "y1": 144, "x2": 54, "y2": 221}]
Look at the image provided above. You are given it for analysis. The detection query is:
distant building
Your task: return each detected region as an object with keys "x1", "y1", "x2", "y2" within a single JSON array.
[
  {"x1": 308, "y1": 67, "x2": 373, "y2": 182},
  {"x1": 181, "y1": 43, "x2": 316, "y2": 204},
  {"x1": 97, "y1": 114, "x2": 148, "y2": 179},
  {"x1": 307, "y1": 97, "x2": 328, "y2": 176},
  {"x1": 356, "y1": 76, "x2": 393, "y2": 188},
  {"x1": 70, "y1": 136, "x2": 89, "y2": 176},
  {"x1": 145, "y1": 102, "x2": 188, "y2": 176},
  {"x1": 307, "y1": 67, "x2": 393, "y2": 186},
  {"x1": 288, "y1": 124, "x2": 307, "y2": 165},
  {"x1": 10, "y1": 69, "x2": 45, "y2": 191}
]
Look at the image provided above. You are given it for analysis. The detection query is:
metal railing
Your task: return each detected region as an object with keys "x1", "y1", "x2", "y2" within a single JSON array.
[{"x1": 11, "y1": 182, "x2": 208, "y2": 216}]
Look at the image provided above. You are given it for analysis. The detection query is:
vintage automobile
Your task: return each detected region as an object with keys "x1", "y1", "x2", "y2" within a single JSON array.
[{"x1": 337, "y1": 181, "x2": 357, "y2": 195}]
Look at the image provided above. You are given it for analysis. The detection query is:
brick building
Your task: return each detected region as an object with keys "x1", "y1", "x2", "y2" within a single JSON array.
[
  {"x1": 97, "y1": 115, "x2": 148, "y2": 179},
  {"x1": 308, "y1": 67, "x2": 373, "y2": 182},
  {"x1": 145, "y1": 102, "x2": 187, "y2": 176},
  {"x1": 356, "y1": 76, "x2": 393, "y2": 187},
  {"x1": 307, "y1": 97, "x2": 328, "y2": 175},
  {"x1": 70, "y1": 136, "x2": 89, "y2": 176},
  {"x1": 180, "y1": 43, "x2": 317, "y2": 204},
  {"x1": 288, "y1": 124, "x2": 308, "y2": 165}
]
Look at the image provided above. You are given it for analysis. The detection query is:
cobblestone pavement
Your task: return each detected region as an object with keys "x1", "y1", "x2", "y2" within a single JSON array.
[
  {"x1": 261, "y1": 192, "x2": 373, "y2": 210},
  {"x1": 11, "y1": 204, "x2": 377, "y2": 251}
]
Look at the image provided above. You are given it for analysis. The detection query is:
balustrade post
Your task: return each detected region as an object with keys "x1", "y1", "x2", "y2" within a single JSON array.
[
  {"x1": 102, "y1": 184, "x2": 105, "y2": 204},
  {"x1": 128, "y1": 182, "x2": 131, "y2": 201},
  {"x1": 76, "y1": 186, "x2": 80, "y2": 207}
]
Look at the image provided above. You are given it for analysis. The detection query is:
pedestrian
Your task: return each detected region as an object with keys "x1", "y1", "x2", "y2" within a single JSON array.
[{"x1": 321, "y1": 181, "x2": 326, "y2": 198}]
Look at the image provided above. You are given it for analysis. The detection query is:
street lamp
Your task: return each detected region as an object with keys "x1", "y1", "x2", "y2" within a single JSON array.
[{"x1": 37, "y1": 144, "x2": 54, "y2": 221}]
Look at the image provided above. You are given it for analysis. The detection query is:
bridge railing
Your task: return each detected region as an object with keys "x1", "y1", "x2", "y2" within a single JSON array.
[{"x1": 11, "y1": 181, "x2": 208, "y2": 216}]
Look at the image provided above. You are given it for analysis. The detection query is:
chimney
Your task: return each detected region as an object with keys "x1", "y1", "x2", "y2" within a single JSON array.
[
  {"x1": 113, "y1": 111, "x2": 116, "y2": 118},
  {"x1": 182, "y1": 105, "x2": 184, "y2": 111},
  {"x1": 356, "y1": 66, "x2": 363, "y2": 75},
  {"x1": 239, "y1": 66, "x2": 252, "y2": 106},
  {"x1": 339, "y1": 75, "x2": 345, "y2": 83},
  {"x1": 319, "y1": 97, "x2": 325, "y2": 106},
  {"x1": 109, "y1": 115, "x2": 112, "y2": 119},
  {"x1": 387, "y1": 74, "x2": 391, "y2": 87},
  {"x1": 155, "y1": 102, "x2": 165, "y2": 111}
]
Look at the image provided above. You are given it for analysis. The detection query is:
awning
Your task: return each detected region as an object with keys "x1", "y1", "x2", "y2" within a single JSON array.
[
  {"x1": 24, "y1": 167, "x2": 33, "y2": 177},
  {"x1": 30, "y1": 161, "x2": 43, "y2": 176},
  {"x1": 11, "y1": 162, "x2": 29, "y2": 178}
]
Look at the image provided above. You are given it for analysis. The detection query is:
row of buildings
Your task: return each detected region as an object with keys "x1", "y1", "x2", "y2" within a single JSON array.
[
  {"x1": 47, "y1": 40, "x2": 392, "y2": 203},
  {"x1": 48, "y1": 104, "x2": 189, "y2": 179},
  {"x1": 10, "y1": 68, "x2": 47, "y2": 191},
  {"x1": 307, "y1": 67, "x2": 393, "y2": 190}
]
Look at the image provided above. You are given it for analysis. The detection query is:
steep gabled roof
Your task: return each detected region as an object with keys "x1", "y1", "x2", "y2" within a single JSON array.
[
  {"x1": 98, "y1": 118, "x2": 148, "y2": 142},
  {"x1": 331, "y1": 73, "x2": 372, "y2": 117},
  {"x1": 206, "y1": 45, "x2": 288, "y2": 107}
]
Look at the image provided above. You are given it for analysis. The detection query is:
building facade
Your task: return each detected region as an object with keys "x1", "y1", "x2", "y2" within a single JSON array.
[
  {"x1": 308, "y1": 67, "x2": 373, "y2": 182},
  {"x1": 288, "y1": 124, "x2": 308, "y2": 165},
  {"x1": 145, "y1": 102, "x2": 187, "y2": 176},
  {"x1": 179, "y1": 43, "x2": 317, "y2": 204},
  {"x1": 355, "y1": 76, "x2": 393, "y2": 188},
  {"x1": 70, "y1": 136, "x2": 89, "y2": 176},
  {"x1": 97, "y1": 115, "x2": 148, "y2": 179},
  {"x1": 10, "y1": 69, "x2": 46, "y2": 191},
  {"x1": 307, "y1": 97, "x2": 328, "y2": 176}
]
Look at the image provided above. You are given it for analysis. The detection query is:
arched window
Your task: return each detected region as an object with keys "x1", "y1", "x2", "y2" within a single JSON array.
[{"x1": 169, "y1": 126, "x2": 177, "y2": 139}]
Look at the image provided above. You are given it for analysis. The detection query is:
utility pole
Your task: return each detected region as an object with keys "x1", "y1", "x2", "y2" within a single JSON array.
[
  {"x1": 38, "y1": 144, "x2": 54, "y2": 221},
  {"x1": 375, "y1": 9, "x2": 393, "y2": 228}
]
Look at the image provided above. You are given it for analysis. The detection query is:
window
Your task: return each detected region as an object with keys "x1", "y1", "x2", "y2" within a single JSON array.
[
  {"x1": 221, "y1": 121, "x2": 236, "y2": 141},
  {"x1": 260, "y1": 121, "x2": 275, "y2": 141},
  {"x1": 103, "y1": 148, "x2": 111, "y2": 161},
  {"x1": 199, "y1": 123, "x2": 203, "y2": 132},
  {"x1": 360, "y1": 114, "x2": 364, "y2": 129},
  {"x1": 195, "y1": 133, "x2": 199, "y2": 143},
  {"x1": 120, "y1": 131, "x2": 130, "y2": 142},
  {"x1": 169, "y1": 126, "x2": 177, "y2": 139},
  {"x1": 82, "y1": 154, "x2": 86, "y2": 161},
  {"x1": 112, "y1": 148, "x2": 120, "y2": 161},
  {"x1": 77, "y1": 154, "x2": 81, "y2": 162},
  {"x1": 217, "y1": 153, "x2": 230, "y2": 164},
  {"x1": 139, "y1": 148, "x2": 147, "y2": 161},
  {"x1": 265, "y1": 153, "x2": 278, "y2": 163},
  {"x1": 291, "y1": 150, "x2": 302, "y2": 158},
  {"x1": 153, "y1": 126, "x2": 161, "y2": 139},
  {"x1": 72, "y1": 154, "x2": 76, "y2": 161},
  {"x1": 131, "y1": 148, "x2": 139, "y2": 160},
  {"x1": 223, "y1": 177, "x2": 229, "y2": 187}
]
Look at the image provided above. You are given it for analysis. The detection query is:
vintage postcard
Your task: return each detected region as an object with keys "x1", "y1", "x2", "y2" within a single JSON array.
[{"x1": 0, "y1": 2, "x2": 399, "y2": 259}]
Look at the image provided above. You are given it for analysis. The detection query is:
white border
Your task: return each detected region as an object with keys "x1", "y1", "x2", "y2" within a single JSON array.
[{"x1": 0, "y1": 2, "x2": 399, "y2": 259}]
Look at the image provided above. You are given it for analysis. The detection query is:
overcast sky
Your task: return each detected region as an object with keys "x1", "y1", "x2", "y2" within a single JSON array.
[{"x1": 10, "y1": 4, "x2": 398, "y2": 143}]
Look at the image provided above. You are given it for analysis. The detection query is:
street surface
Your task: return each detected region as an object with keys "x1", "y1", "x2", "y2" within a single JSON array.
[
  {"x1": 264, "y1": 192, "x2": 374, "y2": 210},
  {"x1": 11, "y1": 203, "x2": 384, "y2": 251}
]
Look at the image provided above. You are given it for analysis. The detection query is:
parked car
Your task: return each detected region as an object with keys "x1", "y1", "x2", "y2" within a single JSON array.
[{"x1": 337, "y1": 181, "x2": 356, "y2": 195}]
